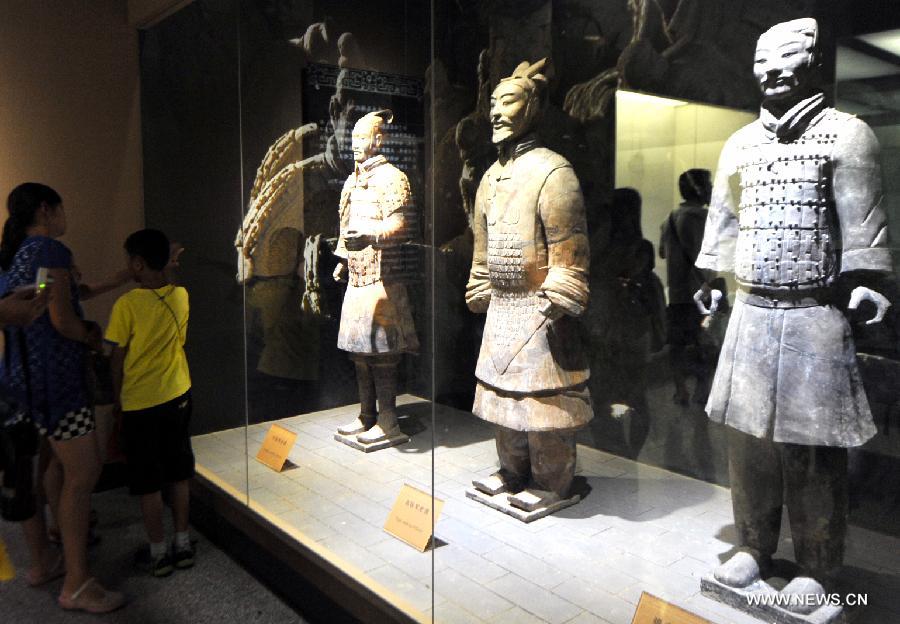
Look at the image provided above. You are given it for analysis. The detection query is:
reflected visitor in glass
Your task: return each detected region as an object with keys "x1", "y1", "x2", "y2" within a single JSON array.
[
  {"x1": 659, "y1": 168, "x2": 713, "y2": 407},
  {"x1": 587, "y1": 187, "x2": 663, "y2": 459}
]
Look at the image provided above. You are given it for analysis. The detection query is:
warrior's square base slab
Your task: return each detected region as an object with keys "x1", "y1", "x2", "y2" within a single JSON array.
[
  {"x1": 466, "y1": 487, "x2": 580, "y2": 523},
  {"x1": 700, "y1": 575, "x2": 844, "y2": 624},
  {"x1": 334, "y1": 431, "x2": 410, "y2": 453}
]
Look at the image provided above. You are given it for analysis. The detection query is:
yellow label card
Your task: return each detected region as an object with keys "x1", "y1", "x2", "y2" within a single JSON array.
[
  {"x1": 255, "y1": 424, "x2": 298, "y2": 472},
  {"x1": 384, "y1": 483, "x2": 445, "y2": 551},
  {"x1": 0, "y1": 537, "x2": 14, "y2": 581},
  {"x1": 632, "y1": 592, "x2": 711, "y2": 624}
]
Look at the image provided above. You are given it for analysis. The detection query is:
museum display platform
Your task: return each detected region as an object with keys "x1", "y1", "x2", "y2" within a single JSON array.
[{"x1": 191, "y1": 396, "x2": 900, "y2": 624}]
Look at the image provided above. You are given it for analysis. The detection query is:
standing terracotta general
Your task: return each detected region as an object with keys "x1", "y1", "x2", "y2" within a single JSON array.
[
  {"x1": 333, "y1": 110, "x2": 419, "y2": 445},
  {"x1": 466, "y1": 59, "x2": 592, "y2": 513},
  {"x1": 697, "y1": 19, "x2": 892, "y2": 608}
]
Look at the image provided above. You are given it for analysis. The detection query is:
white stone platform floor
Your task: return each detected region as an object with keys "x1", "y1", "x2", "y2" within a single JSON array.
[{"x1": 191, "y1": 396, "x2": 900, "y2": 624}]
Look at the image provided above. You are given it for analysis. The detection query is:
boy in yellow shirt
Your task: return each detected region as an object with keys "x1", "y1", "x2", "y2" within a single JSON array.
[{"x1": 105, "y1": 229, "x2": 193, "y2": 577}]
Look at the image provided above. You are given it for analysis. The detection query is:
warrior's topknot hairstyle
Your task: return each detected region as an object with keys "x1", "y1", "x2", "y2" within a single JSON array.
[
  {"x1": 355, "y1": 109, "x2": 394, "y2": 136},
  {"x1": 494, "y1": 58, "x2": 549, "y2": 131},
  {"x1": 499, "y1": 58, "x2": 548, "y2": 98}
]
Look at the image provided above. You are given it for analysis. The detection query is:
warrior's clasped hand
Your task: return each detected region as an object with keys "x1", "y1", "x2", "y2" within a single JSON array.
[{"x1": 848, "y1": 286, "x2": 891, "y2": 325}]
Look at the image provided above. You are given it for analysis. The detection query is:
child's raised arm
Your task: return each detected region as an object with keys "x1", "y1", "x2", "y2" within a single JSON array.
[{"x1": 77, "y1": 268, "x2": 132, "y2": 301}]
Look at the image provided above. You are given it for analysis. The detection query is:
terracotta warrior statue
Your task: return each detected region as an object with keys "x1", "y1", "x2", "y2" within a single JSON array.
[
  {"x1": 697, "y1": 18, "x2": 892, "y2": 609},
  {"x1": 334, "y1": 109, "x2": 419, "y2": 444},
  {"x1": 466, "y1": 59, "x2": 592, "y2": 512}
]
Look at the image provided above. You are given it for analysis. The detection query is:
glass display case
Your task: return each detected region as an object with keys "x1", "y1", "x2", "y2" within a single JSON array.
[{"x1": 138, "y1": 1, "x2": 900, "y2": 623}]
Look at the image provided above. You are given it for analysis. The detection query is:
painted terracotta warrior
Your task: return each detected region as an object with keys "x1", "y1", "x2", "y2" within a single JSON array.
[
  {"x1": 334, "y1": 110, "x2": 418, "y2": 444},
  {"x1": 466, "y1": 59, "x2": 592, "y2": 512},
  {"x1": 697, "y1": 18, "x2": 891, "y2": 608}
]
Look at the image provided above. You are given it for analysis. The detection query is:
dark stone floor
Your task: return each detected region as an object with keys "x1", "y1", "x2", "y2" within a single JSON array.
[{"x1": 0, "y1": 487, "x2": 306, "y2": 624}]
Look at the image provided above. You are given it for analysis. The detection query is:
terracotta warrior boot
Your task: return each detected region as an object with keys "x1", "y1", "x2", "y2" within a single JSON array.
[
  {"x1": 714, "y1": 550, "x2": 769, "y2": 588},
  {"x1": 780, "y1": 577, "x2": 829, "y2": 615},
  {"x1": 357, "y1": 358, "x2": 402, "y2": 444},
  {"x1": 473, "y1": 470, "x2": 527, "y2": 496},
  {"x1": 338, "y1": 359, "x2": 377, "y2": 435},
  {"x1": 508, "y1": 488, "x2": 565, "y2": 512}
]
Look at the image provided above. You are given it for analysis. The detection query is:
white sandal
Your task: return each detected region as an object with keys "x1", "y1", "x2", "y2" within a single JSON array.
[{"x1": 58, "y1": 577, "x2": 126, "y2": 613}]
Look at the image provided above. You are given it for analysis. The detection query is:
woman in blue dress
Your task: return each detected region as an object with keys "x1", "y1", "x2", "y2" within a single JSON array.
[{"x1": 0, "y1": 182, "x2": 124, "y2": 612}]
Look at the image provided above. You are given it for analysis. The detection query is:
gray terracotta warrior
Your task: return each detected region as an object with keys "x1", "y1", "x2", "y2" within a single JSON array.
[
  {"x1": 466, "y1": 59, "x2": 592, "y2": 512},
  {"x1": 334, "y1": 110, "x2": 419, "y2": 444},
  {"x1": 697, "y1": 18, "x2": 892, "y2": 607}
]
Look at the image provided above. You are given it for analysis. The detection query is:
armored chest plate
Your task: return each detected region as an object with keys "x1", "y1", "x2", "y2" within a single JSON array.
[
  {"x1": 346, "y1": 180, "x2": 384, "y2": 287},
  {"x1": 485, "y1": 171, "x2": 542, "y2": 292},
  {"x1": 734, "y1": 125, "x2": 838, "y2": 288}
]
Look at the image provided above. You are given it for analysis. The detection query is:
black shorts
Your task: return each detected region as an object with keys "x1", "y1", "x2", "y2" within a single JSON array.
[
  {"x1": 0, "y1": 419, "x2": 39, "y2": 522},
  {"x1": 122, "y1": 391, "x2": 195, "y2": 496}
]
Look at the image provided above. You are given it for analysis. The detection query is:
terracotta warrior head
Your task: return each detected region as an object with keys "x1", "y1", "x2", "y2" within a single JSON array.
[
  {"x1": 351, "y1": 109, "x2": 392, "y2": 163},
  {"x1": 754, "y1": 18, "x2": 820, "y2": 106},
  {"x1": 489, "y1": 58, "x2": 548, "y2": 145}
]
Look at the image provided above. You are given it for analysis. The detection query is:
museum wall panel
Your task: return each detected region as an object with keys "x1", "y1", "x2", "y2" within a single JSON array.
[{"x1": 0, "y1": 0, "x2": 144, "y2": 325}]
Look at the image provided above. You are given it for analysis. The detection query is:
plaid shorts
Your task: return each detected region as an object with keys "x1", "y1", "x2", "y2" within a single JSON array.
[{"x1": 38, "y1": 406, "x2": 95, "y2": 441}]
